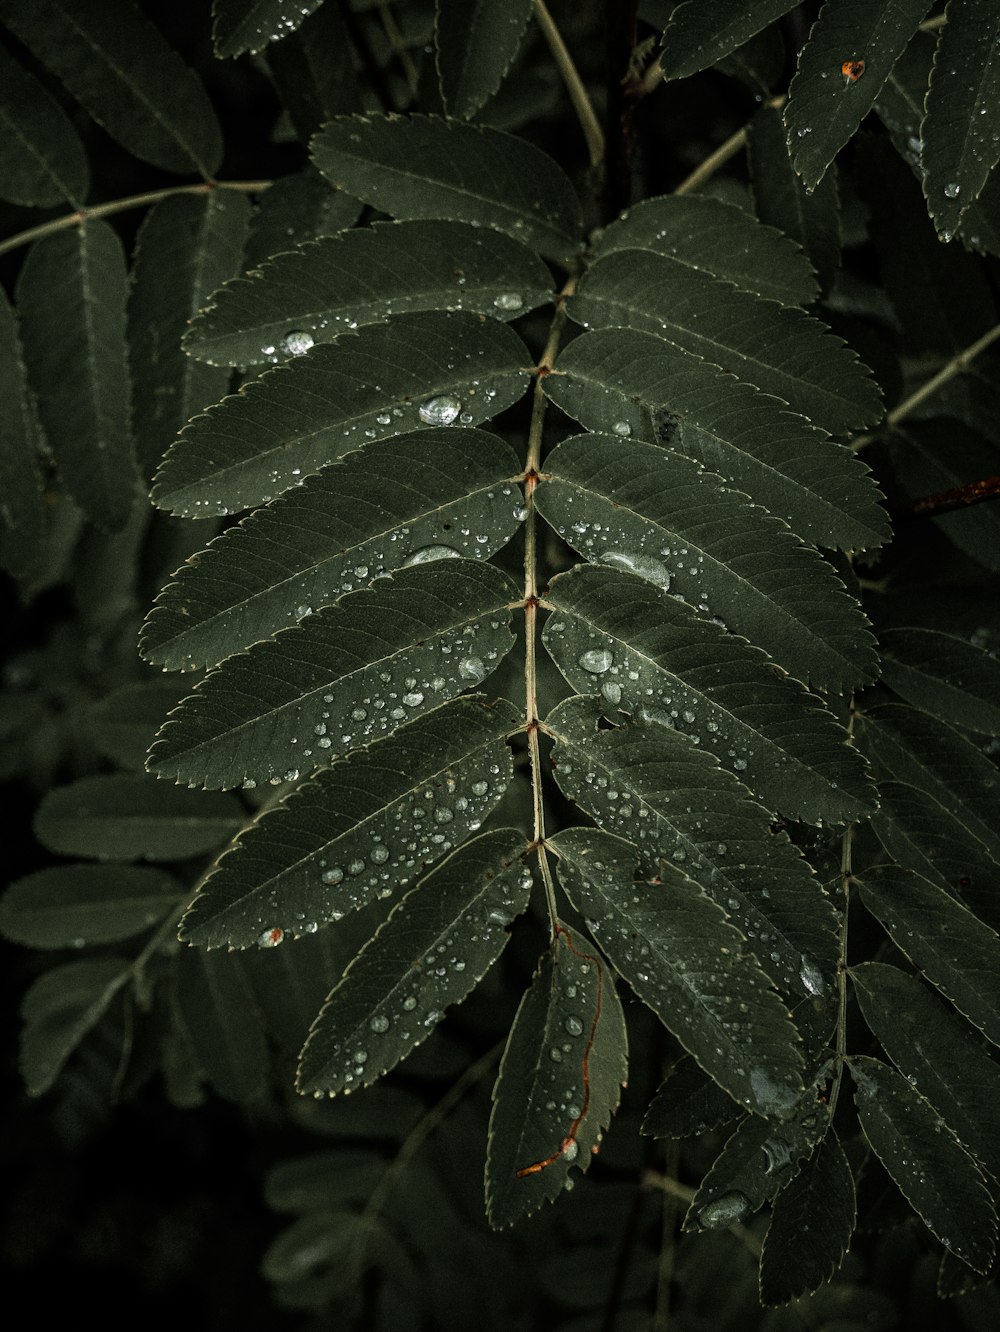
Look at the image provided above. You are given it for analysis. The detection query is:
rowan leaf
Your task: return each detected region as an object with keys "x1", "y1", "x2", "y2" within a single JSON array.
[
  {"x1": 0, "y1": 38, "x2": 88, "y2": 206},
  {"x1": 434, "y1": 0, "x2": 534, "y2": 121}
]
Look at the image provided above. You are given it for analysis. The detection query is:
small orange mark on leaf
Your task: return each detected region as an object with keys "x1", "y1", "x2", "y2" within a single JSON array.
[{"x1": 841, "y1": 59, "x2": 865, "y2": 83}]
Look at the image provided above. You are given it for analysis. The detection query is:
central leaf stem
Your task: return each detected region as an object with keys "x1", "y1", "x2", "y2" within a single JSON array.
[{"x1": 524, "y1": 273, "x2": 579, "y2": 932}]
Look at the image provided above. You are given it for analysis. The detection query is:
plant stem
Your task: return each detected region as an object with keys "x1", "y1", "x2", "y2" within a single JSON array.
[
  {"x1": 828, "y1": 790, "x2": 855, "y2": 1122},
  {"x1": 524, "y1": 272, "x2": 578, "y2": 932},
  {"x1": 535, "y1": 1, "x2": 605, "y2": 168},
  {"x1": 673, "y1": 95, "x2": 785, "y2": 195},
  {"x1": 0, "y1": 180, "x2": 273, "y2": 258},
  {"x1": 886, "y1": 322, "x2": 1000, "y2": 427},
  {"x1": 377, "y1": 0, "x2": 419, "y2": 99}
]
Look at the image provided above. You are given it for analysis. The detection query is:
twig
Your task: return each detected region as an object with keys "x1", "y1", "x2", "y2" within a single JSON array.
[
  {"x1": 886, "y1": 322, "x2": 1000, "y2": 428},
  {"x1": 674, "y1": 95, "x2": 785, "y2": 195},
  {"x1": 534, "y1": 1, "x2": 605, "y2": 168}
]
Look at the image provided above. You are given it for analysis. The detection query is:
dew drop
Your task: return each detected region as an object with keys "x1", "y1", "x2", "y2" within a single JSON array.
[
  {"x1": 403, "y1": 544, "x2": 461, "y2": 566},
  {"x1": 698, "y1": 1190, "x2": 751, "y2": 1229},
  {"x1": 371, "y1": 844, "x2": 390, "y2": 864},
  {"x1": 471, "y1": 780, "x2": 489, "y2": 796},
  {"x1": 258, "y1": 927, "x2": 284, "y2": 947},
  {"x1": 579, "y1": 647, "x2": 613, "y2": 674},
  {"x1": 601, "y1": 681, "x2": 623, "y2": 705},
  {"x1": 419, "y1": 394, "x2": 462, "y2": 425},
  {"x1": 370, "y1": 1015, "x2": 390, "y2": 1033},
  {"x1": 280, "y1": 329, "x2": 314, "y2": 356},
  {"x1": 944, "y1": 181, "x2": 961, "y2": 198},
  {"x1": 402, "y1": 995, "x2": 417, "y2": 1011},
  {"x1": 599, "y1": 550, "x2": 672, "y2": 591},
  {"x1": 493, "y1": 291, "x2": 524, "y2": 311},
  {"x1": 403, "y1": 691, "x2": 424, "y2": 707},
  {"x1": 458, "y1": 655, "x2": 487, "y2": 683},
  {"x1": 799, "y1": 955, "x2": 826, "y2": 996},
  {"x1": 612, "y1": 420, "x2": 632, "y2": 436},
  {"x1": 323, "y1": 866, "x2": 345, "y2": 885},
  {"x1": 561, "y1": 1140, "x2": 579, "y2": 1162},
  {"x1": 564, "y1": 1015, "x2": 584, "y2": 1037}
]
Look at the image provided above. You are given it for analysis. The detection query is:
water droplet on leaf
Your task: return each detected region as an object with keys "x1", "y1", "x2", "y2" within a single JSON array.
[{"x1": 419, "y1": 394, "x2": 462, "y2": 425}]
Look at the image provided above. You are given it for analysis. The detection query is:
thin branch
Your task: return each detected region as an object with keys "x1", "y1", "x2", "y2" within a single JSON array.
[
  {"x1": 534, "y1": 0, "x2": 605, "y2": 169},
  {"x1": 0, "y1": 180, "x2": 272, "y2": 258},
  {"x1": 896, "y1": 473, "x2": 1000, "y2": 520},
  {"x1": 919, "y1": 14, "x2": 948, "y2": 32},
  {"x1": 886, "y1": 322, "x2": 1000, "y2": 428},
  {"x1": 674, "y1": 95, "x2": 785, "y2": 196},
  {"x1": 377, "y1": 0, "x2": 419, "y2": 99}
]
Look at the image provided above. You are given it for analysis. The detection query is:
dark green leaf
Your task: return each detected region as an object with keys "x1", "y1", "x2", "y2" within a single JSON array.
[
  {"x1": 595, "y1": 193, "x2": 818, "y2": 307},
  {"x1": 922, "y1": 0, "x2": 1000, "y2": 239},
  {"x1": 642, "y1": 1056, "x2": 739, "y2": 1138},
  {"x1": 657, "y1": 1, "x2": 798, "y2": 81},
  {"x1": 0, "y1": 0, "x2": 223, "y2": 177},
  {"x1": 871, "y1": 779, "x2": 1000, "y2": 930},
  {"x1": 178, "y1": 696, "x2": 520, "y2": 949},
  {"x1": 760, "y1": 1132, "x2": 857, "y2": 1305},
  {"x1": 0, "y1": 287, "x2": 46, "y2": 582},
  {"x1": 485, "y1": 922, "x2": 628, "y2": 1226},
  {"x1": 879, "y1": 627, "x2": 1000, "y2": 734},
  {"x1": 185, "y1": 219, "x2": 552, "y2": 367},
  {"x1": 129, "y1": 191, "x2": 251, "y2": 476},
  {"x1": 571, "y1": 250, "x2": 881, "y2": 436},
  {"x1": 243, "y1": 173, "x2": 362, "y2": 271},
  {"x1": 173, "y1": 946, "x2": 269, "y2": 1102},
  {"x1": 262, "y1": 1211, "x2": 363, "y2": 1286},
  {"x1": 784, "y1": 0, "x2": 934, "y2": 193},
  {"x1": 850, "y1": 1055, "x2": 996, "y2": 1272},
  {"x1": 852, "y1": 962, "x2": 1000, "y2": 1182},
  {"x1": 297, "y1": 829, "x2": 530, "y2": 1095},
  {"x1": 265, "y1": 1150, "x2": 384, "y2": 1213},
  {"x1": 88, "y1": 679, "x2": 191, "y2": 772},
  {"x1": 20, "y1": 958, "x2": 130, "y2": 1096},
  {"x1": 859, "y1": 864, "x2": 1000, "y2": 1048},
  {"x1": 310, "y1": 114, "x2": 583, "y2": 263},
  {"x1": 0, "y1": 38, "x2": 88, "y2": 206},
  {"x1": 16, "y1": 221, "x2": 137, "y2": 530},
  {"x1": 266, "y1": 1, "x2": 360, "y2": 142},
  {"x1": 152, "y1": 310, "x2": 532, "y2": 518},
  {"x1": 860, "y1": 703, "x2": 1000, "y2": 865},
  {"x1": 552, "y1": 827, "x2": 805, "y2": 1118},
  {"x1": 212, "y1": 0, "x2": 325, "y2": 57},
  {"x1": 545, "y1": 328, "x2": 889, "y2": 552},
  {"x1": 34, "y1": 773, "x2": 244, "y2": 861},
  {"x1": 242, "y1": 926, "x2": 355, "y2": 1054},
  {"x1": 148, "y1": 561, "x2": 518, "y2": 790},
  {"x1": 142, "y1": 429, "x2": 522, "y2": 671},
  {"x1": 543, "y1": 563, "x2": 875, "y2": 824},
  {"x1": 873, "y1": 24, "x2": 935, "y2": 173},
  {"x1": 537, "y1": 433, "x2": 877, "y2": 691},
  {"x1": 687, "y1": 1098, "x2": 831, "y2": 1228},
  {"x1": 0, "y1": 864, "x2": 181, "y2": 948},
  {"x1": 434, "y1": 0, "x2": 533, "y2": 120},
  {"x1": 749, "y1": 102, "x2": 842, "y2": 291},
  {"x1": 548, "y1": 698, "x2": 839, "y2": 995}
]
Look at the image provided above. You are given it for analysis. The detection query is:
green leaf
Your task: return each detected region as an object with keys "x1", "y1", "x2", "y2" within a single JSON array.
[
  {"x1": 141, "y1": 429, "x2": 523, "y2": 671},
  {"x1": 88, "y1": 679, "x2": 191, "y2": 772},
  {"x1": 20, "y1": 958, "x2": 130, "y2": 1096},
  {"x1": 595, "y1": 193, "x2": 818, "y2": 307},
  {"x1": 570, "y1": 251, "x2": 881, "y2": 436},
  {"x1": 922, "y1": 0, "x2": 1000, "y2": 238},
  {"x1": 0, "y1": 287, "x2": 46, "y2": 583},
  {"x1": 0, "y1": 0, "x2": 223, "y2": 177},
  {"x1": 850, "y1": 1054, "x2": 996, "y2": 1272},
  {"x1": 547, "y1": 697, "x2": 839, "y2": 995},
  {"x1": 544, "y1": 328, "x2": 889, "y2": 552},
  {"x1": 551, "y1": 827, "x2": 805, "y2": 1118},
  {"x1": 243, "y1": 173, "x2": 362, "y2": 271},
  {"x1": 858, "y1": 864, "x2": 1000, "y2": 1048},
  {"x1": 262, "y1": 1211, "x2": 363, "y2": 1287},
  {"x1": 536, "y1": 433, "x2": 877, "y2": 691},
  {"x1": 657, "y1": 1, "x2": 798, "y2": 81},
  {"x1": 749, "y1": 102, "x2": 842, "y2": 291},
  {"x1": 242, "y1": 926, "x2": 352, "y2": 1054},
  {"x1": 265, "y1": 1150, "x2": 384, "y2": 1213},
  {"x1": 543, "y1": 563, "x2": 875, "y2": 824},
  {"x1": 148, "y1": 561, "x2": 519, "y2": 790},
  {"x1": 178, "y1": 695, "x2": 520, "y2": 949},
  {"x1": 310, "y1": 114, "x2": 583, "y2": 263},
  {"x1": 211, "y1": 0, "x2": 325, "y2": 57},
  {"x1": 687, "y1": 1099, "x2": 830, "y2": 1229},
  {"x1": 0, "y1": 38, "x2": 88, "y2": 206},
  {"x1": 16, "y1": 221, "x2": 137, "y2": 531},
  {"x1": 0, "y1": 864, "x2": 182, "y2": 948},
  {"x1": 879, "y1": 627, "x2": 1000, "y2": 734},
  {"x1": 296, "y1": 829, "x2": 530, "y2": 1096},
  {"x1": 485, "y1": 922, "x2": 628, "y2": 1227},
  {"x1": 266, "y1": 1, "x2": 360, "y2": 142},
  {"x1": 129, "y1": 191, "x2": 251, "y2": 476},
  {"x1": 642, "y1": 1057, "x2": 739, "y2": 1138},
  {"x1": 760, "y1": 1132, "x2": 856, "y2": 1305},
  {"x1": 852, "y1": 962, "x2": 1000, "y2": 1182},
  {"x1": 434, "y1": 0, "x2": 534, "y2": 120},
  {"x1": 173, "y1": 946, "x2": 269, "y2": 1102},
  {"x1": 152, "y1": 310, "x2": 532, "y2": 518},
  {"x1": 33, "y1": 773, "x2": 245, "y2": 861},
  {"x1": 784, "y1": 0, "x2": 934, "y2": 193},
  {"x1": 860, "y1": 703, "x2": 1000, "y2": 865},
  {"x1": 184, "y1": 219, "x2": 552, "y2": 368},
  {"x1": 871, "y1": 779, "x2": 1000, "y2": 930}
]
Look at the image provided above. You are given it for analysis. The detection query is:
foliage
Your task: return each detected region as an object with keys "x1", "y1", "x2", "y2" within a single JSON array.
[{"x1": 2, "y1": 0, "x2": 1000, "y2": 1325}]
